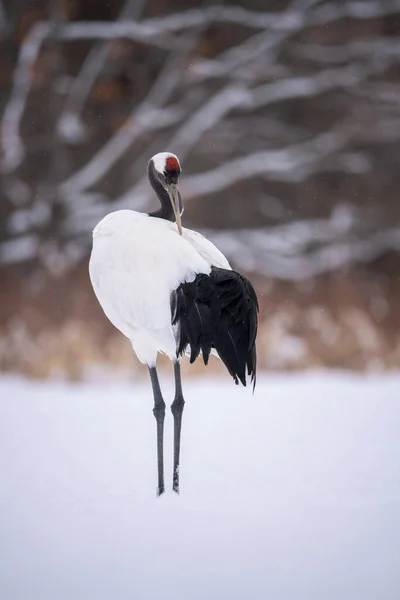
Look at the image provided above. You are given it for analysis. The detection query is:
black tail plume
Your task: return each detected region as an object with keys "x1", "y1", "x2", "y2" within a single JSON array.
[{"x1": 172, "y1": 267, "x2": 258, "y2": 388}]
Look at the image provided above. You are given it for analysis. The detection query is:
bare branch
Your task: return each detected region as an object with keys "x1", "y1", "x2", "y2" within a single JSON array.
[
  {"x1": 3, "y1": 0, "x2": 400, "y2": 282},
  {"x1": 1, "y1": 22, "x2": 51, "y2": 173},
  {"x1": 5, "y1": 0, "x2": 400, "y2": 174},
  {"x1": 112, "y1": 61, "x2": 375, "y2": 210},
  {"x1": 182, "y1": 131, "x2": 349, "y2": 197},
  {"x1": 289, "y1": 38, "x2": 400, "y2": 66},
  {"x1": 59, "y1": 106, "x2": 183, "y2": 200},
  {"x1": 311, "y1": 0, "x2": 400, "y2": 22},
  {"x1": 57, "y1": 20, "x2": 175, "y2": 47},
  {"x1": 59, "y1": 30, "x2": 202, "y2": 200},
  {"x1": 0, "y1": 0, "x2": 7, "y2": 33},
  {"x1": 207, "y1": 220, "x2": 400, "y2": 280},
  {"x1": 0, "y1": 15, "x2": 175, "y2": 173},
  {"x1": 138, "y1": 1, "x2": 400, "y2": 35},
  {"x1": 58, "y1": 0, "x2": 148, "y2": 143},
  {"x1": 0, "y1": 235, "x2": 39, "y2": 264},
  {"x1": 186, "y1": 0, "x2": 400, "y2": 82}
]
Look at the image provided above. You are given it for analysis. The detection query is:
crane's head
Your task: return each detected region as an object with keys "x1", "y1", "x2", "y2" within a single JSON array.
[{"x1": 149, "y1": 152, "x2": 183, "y2": 235}]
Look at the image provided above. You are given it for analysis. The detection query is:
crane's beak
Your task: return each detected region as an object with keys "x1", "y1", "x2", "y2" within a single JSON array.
[{"x1": 168, "y1": 184, "x2": 183, "y2": 236}]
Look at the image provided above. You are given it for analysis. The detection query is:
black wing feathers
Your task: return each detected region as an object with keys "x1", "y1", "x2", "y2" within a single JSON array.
[{"x1": 172, "y1": 267, "x2": 258, "y2": 388}]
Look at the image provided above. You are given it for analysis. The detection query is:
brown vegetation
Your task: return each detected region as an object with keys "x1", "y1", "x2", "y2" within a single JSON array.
[{"x1": 2, "y1": 251, "x2": 400, "y2": 380}]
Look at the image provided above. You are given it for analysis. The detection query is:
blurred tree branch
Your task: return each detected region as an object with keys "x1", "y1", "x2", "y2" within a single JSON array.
[{"x1": 1, "y1": 0, "x2": 400, "y2": 279}]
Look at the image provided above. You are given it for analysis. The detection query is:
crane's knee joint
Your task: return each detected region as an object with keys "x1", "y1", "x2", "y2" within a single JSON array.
[
  {"x1": 153, "y1": 403, "x2": 166, "y2": 422},
  {"x1": 171, "y1": 396, "x2": 185, "y2": 417}
]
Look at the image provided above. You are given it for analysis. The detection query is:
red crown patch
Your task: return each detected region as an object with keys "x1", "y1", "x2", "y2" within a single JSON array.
[{"x1": 166, "y1": 156, "x2": 180, "y2": 172}]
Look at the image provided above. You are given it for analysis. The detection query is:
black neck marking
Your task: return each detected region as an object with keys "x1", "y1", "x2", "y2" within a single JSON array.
[{"x1": 148, "y1": 161, "x2": 175, "y2": 222}]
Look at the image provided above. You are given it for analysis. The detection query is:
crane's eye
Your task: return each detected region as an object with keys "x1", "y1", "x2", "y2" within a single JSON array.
[{"x1": 164, "y1": 169, "x2": 180, "y2": 184}]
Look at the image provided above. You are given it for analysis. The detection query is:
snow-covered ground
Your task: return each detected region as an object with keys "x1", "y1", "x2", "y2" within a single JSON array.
[{"x1": 0, "y1": 372, "x2": 399, "y2": 600}]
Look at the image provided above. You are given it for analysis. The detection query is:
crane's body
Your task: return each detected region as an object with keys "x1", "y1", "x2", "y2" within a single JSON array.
[
  {"x1": 89, "y1": 152, "x2": 258, "y2": 495},
  {"x1": 90, "y1": 209, "x2": 230, "y2": 366}
]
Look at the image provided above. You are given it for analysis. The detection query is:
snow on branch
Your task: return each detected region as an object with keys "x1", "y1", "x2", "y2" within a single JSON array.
[
  {"x1": 4, "y1": 0, "x2": 399, "y2": 174},
  {"x1": 59, "y1": 106, "x2": 183, "y2": 200},
  {"x1": 57, "y1": 0, "x2": 148, "y2": 143},
  {"x1": 207, "y1": 219, "x2": 400, "y2": 280},
  {"x1": 60, "y1": 31, "x2": 201, "y2": 200},
  {"x1": 4, "y1": 209, "x2": 400, "y2": 284},
  {"x1": 175, "y1": 61, "x2": 385, "y2": 159},
  {"x1": 1, "y1": 21, "x2": 51, "y2": 173},
  {"x1": 0, "y1": 0, "x2": 7, "y2": 33},
  {"x1": 0, "y1": 235, "x2": 39, "y2": 264},
  {"x1": 57, "y1": 20, "x2": 175, "y2": 47},
  {"x1": 188, "y1": 1, "x2": 400, "y2": 83},
  {"x1": 311, "y1": 0, "x2": 400, "y2": 23},
  {"x1": 112, "y1": 61, "x2": 378, "y2": 210},
  {"x1": 0, "y1": 17, "x2": 175, "y2": 174},
  {"x1": 135, "y1": 0, "x2": 400, "y2": 36},
  {"x1": 182, "y1": 132, "x2": 349, "y2": 198},
  {"x1": 2, "y1": 0, "x2": 400, "y2": 282},
  {"x1": 288, "y1": 38, "x2": 400, "y2": 67}
]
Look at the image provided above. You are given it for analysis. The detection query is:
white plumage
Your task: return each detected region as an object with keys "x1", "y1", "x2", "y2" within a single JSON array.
[{"x1": 89, "y1": 208, "x2": 230, "y2": 365}]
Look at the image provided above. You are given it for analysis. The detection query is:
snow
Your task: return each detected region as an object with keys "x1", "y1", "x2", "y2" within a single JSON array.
[{"x1": 0, "y1": 372, "x2": 399, "y2": 599}]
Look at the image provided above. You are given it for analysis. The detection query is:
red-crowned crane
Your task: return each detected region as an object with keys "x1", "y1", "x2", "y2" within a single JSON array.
[{"x1": 89, "y1": 152, "x2": 258, "y2": 495}]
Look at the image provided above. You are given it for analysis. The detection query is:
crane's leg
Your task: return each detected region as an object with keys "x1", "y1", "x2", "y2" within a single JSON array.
[
  {"x1": 149, "y1": 366, "x2": 166, "y2": 496},
  {"x1": 171, "y1": 361, "x2": 185, "y2": 493}
]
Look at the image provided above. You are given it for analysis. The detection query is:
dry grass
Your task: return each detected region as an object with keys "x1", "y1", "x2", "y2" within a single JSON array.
[{"x1": 1, "y1": 256, "x2": 400, "y2": 380}]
